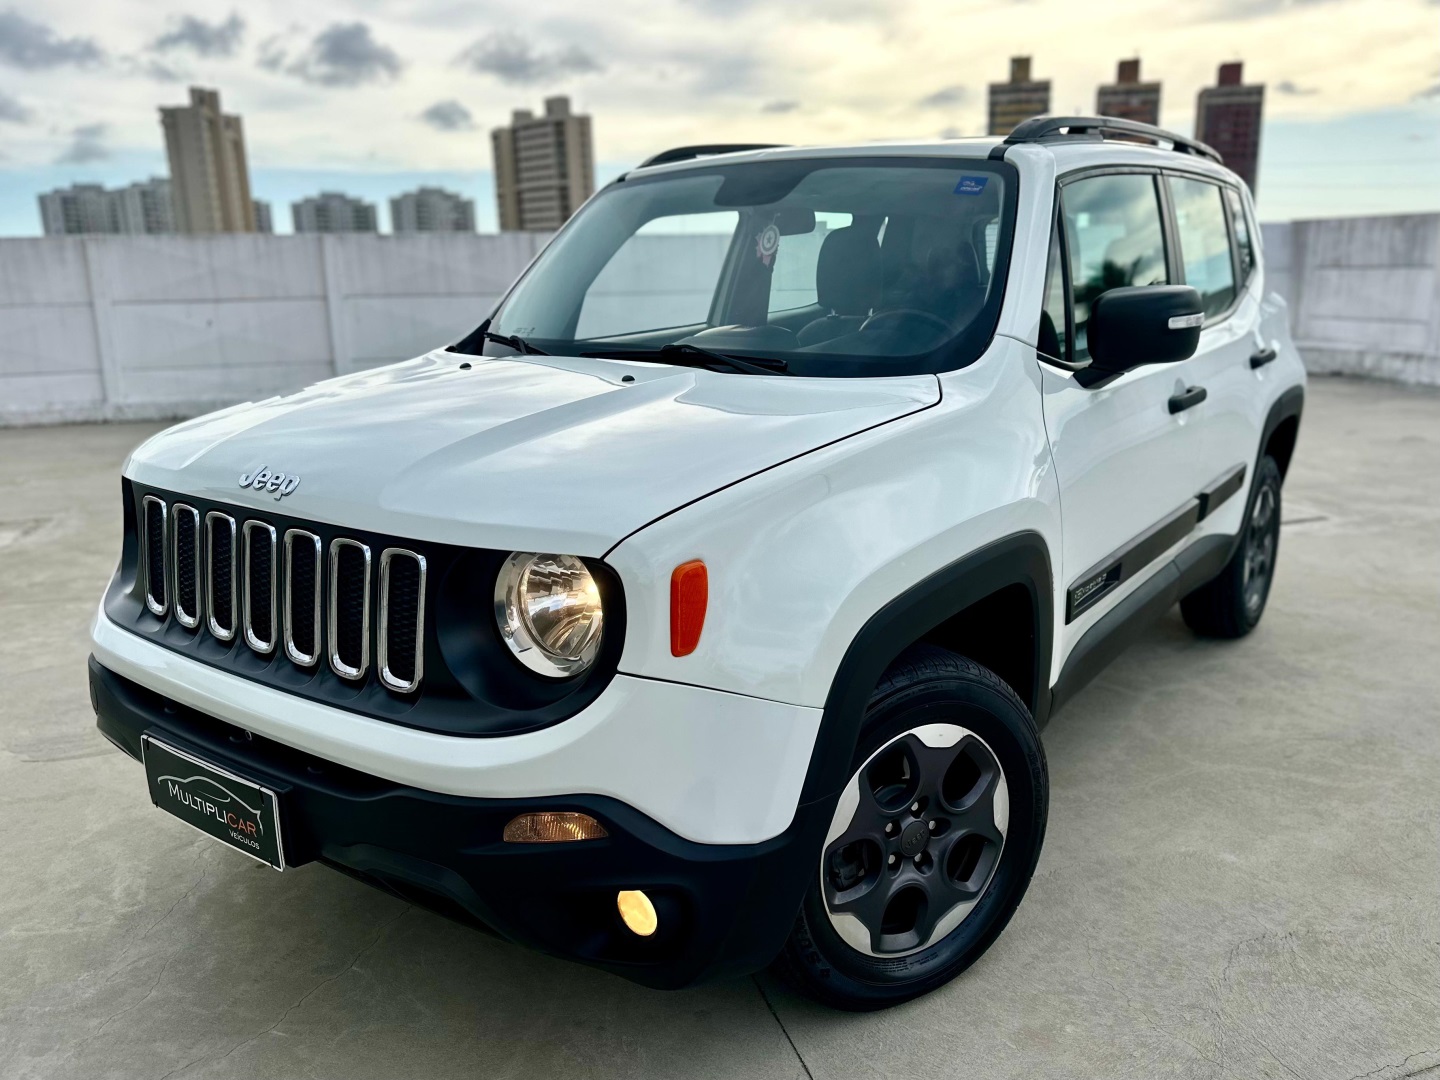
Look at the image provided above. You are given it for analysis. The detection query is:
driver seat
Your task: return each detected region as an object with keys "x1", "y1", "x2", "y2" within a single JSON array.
[{"x1": 796, "y1": 226, "x2": 881, "y2": 347}]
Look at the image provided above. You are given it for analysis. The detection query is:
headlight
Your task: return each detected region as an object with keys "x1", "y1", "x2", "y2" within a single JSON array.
[{"x1": 494, "y1": 552, "x2": 604, "y2": 678}]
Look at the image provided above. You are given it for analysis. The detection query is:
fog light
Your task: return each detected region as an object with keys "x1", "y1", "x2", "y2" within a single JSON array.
[
  {"x1": 502, "y1": 812, "x2": 608, "y2": 843},
  {"x1": 617, "y1": 890, "x2": 658, "y2": 937}
]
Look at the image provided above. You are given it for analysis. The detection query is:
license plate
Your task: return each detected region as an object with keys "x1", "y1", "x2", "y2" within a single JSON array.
[{"x1": 141, "y1": 735, "x2": 285, "y2": 870}]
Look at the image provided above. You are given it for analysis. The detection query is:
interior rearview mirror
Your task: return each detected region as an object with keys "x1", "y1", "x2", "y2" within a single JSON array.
[{"x1": 1087, "y1": 285, "x2": 1203, "y2": 373}]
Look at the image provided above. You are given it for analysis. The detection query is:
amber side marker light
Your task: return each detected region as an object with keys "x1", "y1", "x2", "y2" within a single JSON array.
[
  {"x1": 617, "y1": 890, "x2": 659, "y2": 937},
  {"x1": 503, "y1": 812, "x2": 608, "y2": 843},
  {"x1": 670, "y1": 560, "x2": 708, "y2": 657}
]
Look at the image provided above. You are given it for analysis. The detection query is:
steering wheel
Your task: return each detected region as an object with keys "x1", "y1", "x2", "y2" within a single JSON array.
[{"x1": 859, "y1": 309, "x2": 955, "y2": 336}]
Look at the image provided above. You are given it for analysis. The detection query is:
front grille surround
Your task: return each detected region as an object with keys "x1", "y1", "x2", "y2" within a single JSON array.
[
  {"x1": 242, "y1": 520, "x2": 278, "y2": 655},
  {"x1": 141, "y1": 495, "x2": 168, "y2": 617},
  {"x1": 171, "y1": 504, "x2": 201, "y2": 629},
  {"x1": 283, "y1": 529, "x2": 322, "y2": 667},
  {"x1": 328, "y1": 538, "x2": 372, "y2": 681},
  {"x1": 378, "y1": 547, "x2": 426, "y2": 694},
  {"x1": 205, "y1": 512, "x2": 237, "y2": 642}
]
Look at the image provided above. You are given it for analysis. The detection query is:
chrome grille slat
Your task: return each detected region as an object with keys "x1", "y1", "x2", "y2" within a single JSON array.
[
  {"x1": 242, "y1": 520, "x2": 278, "y2": 655},
  {"x1": 378, "y1": 548, "x2": 426, "y2": 694},
  {"x1": 283, "y1": 529, "x2": 322, "y2": 667},
  {"x1": 141, "y1": 495, "x2": 168, "y2": 616},
  {"x1": 171, "y1": 504, "x2": 201, "y2": 629},
  {"x1": 328, "y1": 538, "x2": 371, "y2": 680},
  {"x1": 205, "y1": 512, "x2": 237, "y2": 642}
]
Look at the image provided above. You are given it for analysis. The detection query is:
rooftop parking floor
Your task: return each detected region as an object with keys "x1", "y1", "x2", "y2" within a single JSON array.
[{"x1": 1, "y1": 375, "x2": 1437, "y2": 1080}]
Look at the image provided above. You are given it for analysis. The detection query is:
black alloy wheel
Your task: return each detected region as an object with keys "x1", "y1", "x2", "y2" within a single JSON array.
[
  {"x1": 1181, "y1": 453, "x2": 1284, "y2": 638},
  {"x1": 778, "y1": 645, "x2": 1048, "y2": 1010}
]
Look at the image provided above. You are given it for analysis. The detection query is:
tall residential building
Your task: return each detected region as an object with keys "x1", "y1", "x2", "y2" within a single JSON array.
[
  {"x1": 38, "y1": 178, "x2": 174, "y2": 235},
  {"x1": 1195, "y1": 62, "x2": 1264, "y2": 193},
  {"x1": 390, "y1": 187, "x2": 476, "y2": 233},
  {"x1": 38, "y1": 184, "x2": 115, "y2": 235},
  {"x1": 160, "y1": 86, "x2": 256, "y2": 233},
  {"x1": 253, "y1": 200, "x2": 274, "y2": 234},
  {"x1": 1097, "y1": 59, "x2": 1161, "y2": 127},
  {"x1": 291, "y1": 192, "x2": 378, "y2": 233},
  {"x1": 491, "y1": 96, "x2": 595, "y2": 232},
  {"x1": 113, "y1": 178, "x2": 176, "y2": 235},
  {"x1": 987, "y1": 57, "x2": 1051, "y2": 136}
]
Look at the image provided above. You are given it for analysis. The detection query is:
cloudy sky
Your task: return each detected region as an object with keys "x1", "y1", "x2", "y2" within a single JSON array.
[{"x1": 0, "y1": 0, "x2": 1436, "y2": 234}]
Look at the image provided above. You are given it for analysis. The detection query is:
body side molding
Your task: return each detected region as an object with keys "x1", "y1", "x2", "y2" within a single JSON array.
[{"x1": 799, "y1": 531, "x2": 1054, "y2": 805}]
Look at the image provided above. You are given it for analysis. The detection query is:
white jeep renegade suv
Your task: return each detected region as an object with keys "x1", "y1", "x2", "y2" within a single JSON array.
[{"x1": 91, "y1": 117, "x2": 1304, "y2": 1010}]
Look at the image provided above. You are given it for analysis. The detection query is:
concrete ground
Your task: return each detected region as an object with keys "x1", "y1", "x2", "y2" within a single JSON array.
[{"x1": 1, "y1": 376, "x2": 1437, "y2": 1080}]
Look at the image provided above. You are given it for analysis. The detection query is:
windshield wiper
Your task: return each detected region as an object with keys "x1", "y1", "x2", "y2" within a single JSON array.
[
  {"x1": 483, "y1": 329, "x2": 549, "y2": 356},
  {"x1": 586, "y1": 342, "x2": 789, "y2": 376}
]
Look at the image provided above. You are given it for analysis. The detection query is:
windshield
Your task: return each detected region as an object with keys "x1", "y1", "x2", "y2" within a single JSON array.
[{"x1": 486, "y1": 156, "x2": 1018, "y2": 377}]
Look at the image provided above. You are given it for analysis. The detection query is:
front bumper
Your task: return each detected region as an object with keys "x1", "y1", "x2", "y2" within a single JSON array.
[{"x1": 92, "y1": 657, "x2": 830, "y2": 988}]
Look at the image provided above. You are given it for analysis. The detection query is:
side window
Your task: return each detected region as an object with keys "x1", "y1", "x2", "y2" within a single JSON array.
[
  {"x1": 1061, "y1": 174, "x2": 1168, "y2": 359},
  {"x1": 576, "y1": 211, "x2": 739, "y2": 339},
  {"x1": 1224, "y1": 186, "x2": 1255, "y2": 285},
  {"x1": 1169, "y1": 176, "x2": 1237, "y2": 319},
  {"x1": 768, "y1": 211, "x2": 854, "y2": 314},
  {"x1": 1039, "y1": 213, "x2": 1068, "y2": 362}
]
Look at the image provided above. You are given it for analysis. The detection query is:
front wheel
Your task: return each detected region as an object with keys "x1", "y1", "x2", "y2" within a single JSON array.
[
  {"x1": 1181, "y1": 454, "x2": 1283, "y2": 638},
  {"x1": 776, "y1": 645, "x2": 1048, "y2": 1011}
]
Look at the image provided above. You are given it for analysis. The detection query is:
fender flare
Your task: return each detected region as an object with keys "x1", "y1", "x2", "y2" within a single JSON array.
[{"x1": 797, "y1": 531, "x2": 1054, "y2": 805}]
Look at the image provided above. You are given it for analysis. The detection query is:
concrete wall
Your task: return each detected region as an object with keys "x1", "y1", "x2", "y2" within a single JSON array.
[
  {"x1": 3, "y1": 214, "x2": 1438, "y2": 426},
  {"x1": 0, "y1": 233, "x2": 549, "y2": 425},
  {"x1": 1261, "y1": 213, "x2": 1440, "y2": 387}
]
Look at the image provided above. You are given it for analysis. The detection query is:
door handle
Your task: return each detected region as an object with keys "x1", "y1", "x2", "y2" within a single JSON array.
[
  {"x1": 1168, "y1": 385, "x2": 1208, "y2": 414},
  {"x1": 1249, "y1": 346, "x2": 1277, "y2": 369}
]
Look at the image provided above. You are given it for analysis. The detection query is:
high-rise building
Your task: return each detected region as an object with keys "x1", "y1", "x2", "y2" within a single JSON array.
[
  {"x1": 491, "y1": 96, "x2": 595, "y2": 232},
  {"x1": 253, "y1": 200, "x2": 273, "y2": 234},
  {"x1": 160, "y1": 86, "x2": 256, "y2": 234},
  {"x1": 1195, "y1": 62, "x2": 1264, "y2": 193},
  {"x1": 291, "y1": 192, "x2": 378, "y2": 233},
  {"x1": 988, "y1": 57, "x2": 1051, "y2": 136},
  {"x1": 390, "y1": 187, "x2": 476, "y2": 233},
  {"x1": 38, "y1": 184, "x2": 115, "y2": 235},
  {"x1": 113, "y1": 178, "x2": 176, "y2": 235},
  {"x1": 38, "y1": 178, "x2": 174, "y2": 236},
  {"x1": 1097, "y1": 59, "x2": 1161, "y2": 127}
]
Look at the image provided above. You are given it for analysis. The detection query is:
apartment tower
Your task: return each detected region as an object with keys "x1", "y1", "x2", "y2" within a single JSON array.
[
  {"x1": 987, "y1": 57, "x2": 1051, "y2": 136},
  {"x1": 1195, "y1": 62, "x2": 1265, "y2": 192},
  {"x1": 1097, "y1": 59, "x2": 1161, "y2": 126},
  {"x1": 160, "y1": 87, "x2": 256, "y2": 233},
  {"x1": 491, "y1": 96, "x2": 595, "y2": 232}
]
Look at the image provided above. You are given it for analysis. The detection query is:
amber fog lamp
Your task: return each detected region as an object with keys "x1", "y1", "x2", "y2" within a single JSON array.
[
  {"x1": 503, "y1": 811, "x2": 608, "y2": 843},
  {"x1": 617, "y1": 890, "x2": 658, "y2": 937}
]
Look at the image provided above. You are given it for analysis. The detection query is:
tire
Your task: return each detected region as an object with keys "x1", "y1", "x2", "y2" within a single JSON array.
[
  {"x1": 776, "y1": 644, "x2": 1048, "y2": 1011},
  {"x1": 1181, "y1": 454, "x2": 1282, "y2": 639}
]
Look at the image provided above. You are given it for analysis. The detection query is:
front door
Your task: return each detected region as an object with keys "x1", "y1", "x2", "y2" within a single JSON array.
[{"x1": 1037, "y1": 171, "x2": 1213, "y2": 668}]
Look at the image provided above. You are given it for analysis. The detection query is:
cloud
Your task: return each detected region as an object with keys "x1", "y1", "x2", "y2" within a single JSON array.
[
  {"x1": 0, "y1": 88, "x2": 29, "y2": 122},
  {"x1": 1414, "y1": 81, "x2": 1440, "y2": 100},
  {"x1": 919, "y1": 85, "x2": 969, "y2": 108},
  {"x1": 1198, "y1": 0, "x2": 1341, "y2": 18},
  {"x1": 420, "y1": 99, "x2": 474, "y2": 130},
  {"x1": 454, "y1": 32, "x2": 602, "y2": 85},
  {"x1": 1275, "y1": 79, "x2": 1318, "y2": 95},
  {"x1": 0, "y1": 10, "x2": 102, "y2": 69},
  {"x1": 261, "y1": 22, "x2": 403, "y2": 87},
  {"x1": 55, "y1": 122, "x2": 108, "y2": 164},
  {"x1": 761, "y1": 100, "x2": 800, "y2": 114},
  {"x1": 151, "y1": 13, "x2": 245, "y2": 57}
]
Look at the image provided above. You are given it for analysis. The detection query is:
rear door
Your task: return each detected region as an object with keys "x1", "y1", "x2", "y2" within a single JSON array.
[
  {"x1": 1165, "y1": 174, "x2": 1268, "y2": 540},
  {"x1": 1038, "y1": 170, "x2": 1212, "y2": 656}
]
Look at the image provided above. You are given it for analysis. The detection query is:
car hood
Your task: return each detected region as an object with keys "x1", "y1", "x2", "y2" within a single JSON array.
[{"x1": 124, "y1": 351, "x2": 939, "y2": 554}]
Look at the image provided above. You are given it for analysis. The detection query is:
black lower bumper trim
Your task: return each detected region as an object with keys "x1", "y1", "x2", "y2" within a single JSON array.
[{"x1": 90, "y1": 656, "x2": 827, "y2": 989}]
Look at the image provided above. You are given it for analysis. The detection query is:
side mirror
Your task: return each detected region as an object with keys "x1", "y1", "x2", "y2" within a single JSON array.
[{"x1": 1087, "y1": 285, "x2": 1203, "y2": 373}]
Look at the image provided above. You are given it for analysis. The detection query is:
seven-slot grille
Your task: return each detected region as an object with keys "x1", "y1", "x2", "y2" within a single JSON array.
[{"x1": 138, "y1": 495, "x2": 426, "y2": 693}]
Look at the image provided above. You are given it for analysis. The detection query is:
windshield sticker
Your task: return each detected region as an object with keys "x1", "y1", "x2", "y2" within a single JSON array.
[
  {"x1": 755, "y1": 222, "x2": 780, "y2": 266},
  {"x1": 954, "y1": 176, "x2": 988, "y2": 196}
]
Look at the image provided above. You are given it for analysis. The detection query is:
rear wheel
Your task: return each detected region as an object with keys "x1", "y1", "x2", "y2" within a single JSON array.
[
  {"x1": 777, "y1": 645, "x2": 1047, "y2": 1010},
  {"x1": 1181, "y1": 455, "x2": 1282, "y2": 638}
]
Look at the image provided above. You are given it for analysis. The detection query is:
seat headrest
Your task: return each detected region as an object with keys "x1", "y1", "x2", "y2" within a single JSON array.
[{"x1": 815, "y1": 226, "x2": 881, "y2": 317}]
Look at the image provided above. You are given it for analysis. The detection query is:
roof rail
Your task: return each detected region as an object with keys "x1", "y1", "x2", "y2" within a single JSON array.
[
  {"x1": 1004, "y1": 116, "x2": 1222, "y2": 164},
  {"x1": 638, "y1": 143, "x2": 788, "y2": 169}
]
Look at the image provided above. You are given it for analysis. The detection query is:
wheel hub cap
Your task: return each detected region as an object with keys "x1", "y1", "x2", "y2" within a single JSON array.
[{"x1": 899, "y1": 820, "x2": 929, "y2": 857}]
